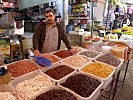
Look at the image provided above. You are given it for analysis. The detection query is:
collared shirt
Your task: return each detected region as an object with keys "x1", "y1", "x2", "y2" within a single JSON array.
[{"x1": 41, "y1": 23, "x2": 58, "y2": 53}]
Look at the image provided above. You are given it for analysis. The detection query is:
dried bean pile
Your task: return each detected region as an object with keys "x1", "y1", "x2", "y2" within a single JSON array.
[
  {"x1": 45, "y1": 65, "x2": 74, "y2": 80},
  {"x1": 40, "y1": 54, "x2": 59, "y2": 63},
  {"x1": 61, "y1": 74, "x2": 101, "y2": 97},
  {"x1": 15, "y1": 75, "x2": 54, "y2": 100},
  {"x1": 7, "y1": 60, "x2": 38, "y2": 77},
  {"x1": 79, "y1": 51, "x2": 101, "y2": 58},
  {"x1": 62, "y1": 55, "x2": 91, "y2": 68},
  {"x1": 96, "y1": 53, "x2": 121, "y2": 67},
  {"x1": 54, "y1": 50, "x2": 72, "y2": 58},
  {"x1": 81, "y1": 62, "x2": 113, "y2": 78},
  {"x1": 36, "y1": 89, "x2": 77, "y2": 100},
  {"x1": 0, "y1": 92, "x2": 17, "y2": 100}
]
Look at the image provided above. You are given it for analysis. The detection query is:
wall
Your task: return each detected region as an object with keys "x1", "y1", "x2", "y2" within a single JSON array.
[
  {"x1": 17, "y1": 0, "x2": 63, "y2": 17},
  {"x1": 94, "y1": 0, "x2": 106, "y2": 21}
]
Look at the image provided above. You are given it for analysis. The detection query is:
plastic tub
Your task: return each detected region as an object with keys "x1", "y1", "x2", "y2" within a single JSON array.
[
  {"x1": 59, "y1": 71, "x2": 103, "y2": 100},
  {"x1": 95, "y1": 55, "x2": 124, "y2": 74},
  {"x1": 8, "y1": 70, "x2": 55, "y2": 100},
  {"x1": 0, "y1": 84, "x2": 18, "y2": 100},
  {"x1": 80, "y1": 62, "x2": 115, "y2": 89},
  {"x1": 42, "y1": 62, "x2": 76, "y2": 82},
  {"x1": 6, "y1": 59, "x2": 40, "y2": 79}
]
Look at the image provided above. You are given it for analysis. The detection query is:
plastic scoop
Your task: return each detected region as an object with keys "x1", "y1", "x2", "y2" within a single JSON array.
[{"x1": 32, "y1": 56, "x2": 51, "y2": 67}]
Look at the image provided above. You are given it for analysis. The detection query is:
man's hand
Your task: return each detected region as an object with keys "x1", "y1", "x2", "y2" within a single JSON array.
[
  {"x1": 34, "y1": 50, "x2": 40, "y2": 56},
  {"x1": 69, "y1": 48, "x2": 77, "y2": 55}
]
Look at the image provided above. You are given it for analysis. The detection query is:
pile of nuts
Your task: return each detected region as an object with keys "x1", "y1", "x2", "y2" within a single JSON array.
[
  {"x1": 15, "y1": 75, "x2": 54, "y2": 100},
  {"x1": 7, "y1": 60, "x2": 38, "y2": 77},
  {"x1": 62, "y1": 55, "x2": 91, "y2": 68},
  {"x1": 0, "y1": 92, "x2": 17, "y2": 100}
]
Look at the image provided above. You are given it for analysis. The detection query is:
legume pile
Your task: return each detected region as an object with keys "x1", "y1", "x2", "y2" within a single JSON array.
[
  {"x1": 15, "y1": 75, "x2": 54, "y2": 100},
  {"x1": 54, "y1": 50, "x2": 72, "y2": 58},
  {"x1": 81, "y1": 62, "x2": 113, "y2": 78},
  {"x1": 96, "y1": 53, "x2": 121, "y2": 67},
  {"x1": 79, "y1": 51, "x2": 101, "y2": 58},
  {"x1": 36, "y1": 89, "x2": 78, "y2": 100},
  {"x1": 61, "y1": 74, "x2": 101, "y2": 97},
  {"x1": 40, "y1": 54, "x2": 59, "y2": 63},
  {"x1": 62, "y1": 55, "x2": 91, "y2": 68},
  {"x1": 7, "y1": 60, "x2": 38, "y2": 77},
  {"x1": 0, "y1": 92, "x2": 17, "y2": 100},
  {"x1": 45, "y1": 65, "x2": 74, "y2": 80}
]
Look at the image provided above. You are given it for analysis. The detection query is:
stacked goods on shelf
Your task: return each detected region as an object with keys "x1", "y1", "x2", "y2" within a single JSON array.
[
  {"x1": 68, "y1": 0, "x2": 91, "y2": 31},
  {"x1": 121, "y1": 26, "x2": 133, "y2": 35}
]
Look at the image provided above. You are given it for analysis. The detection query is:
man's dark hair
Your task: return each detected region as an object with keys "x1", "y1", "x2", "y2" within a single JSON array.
[{"x1": 44, "y1": 8, "x2": 54, "y2": 15}]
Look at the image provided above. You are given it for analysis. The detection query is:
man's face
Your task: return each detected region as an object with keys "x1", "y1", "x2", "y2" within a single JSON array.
[{"x1": 44, "y1": 12, "x2": 55, "y2": 24}]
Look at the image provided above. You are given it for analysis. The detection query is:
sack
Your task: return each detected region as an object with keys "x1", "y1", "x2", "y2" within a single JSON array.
[
  {"x1": 16, "y1": 20, "x2": 23, "y2": 29},
  {"x1": 14, "y1": 16, "x2": 23, "y2": 29}
]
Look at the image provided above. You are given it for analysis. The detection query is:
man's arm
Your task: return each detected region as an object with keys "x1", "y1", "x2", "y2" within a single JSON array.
[
  {"x1": 61, "y1": 26, "x2": 72, "y2": 50},
  {"x1": 32, "y1": 23, "x2": 43, "y2": 55}
]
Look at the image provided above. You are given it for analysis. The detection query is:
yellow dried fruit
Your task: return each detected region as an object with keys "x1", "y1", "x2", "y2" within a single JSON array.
[{"x1": 81, "y1": 62, "x2": 113, "y2": 78}]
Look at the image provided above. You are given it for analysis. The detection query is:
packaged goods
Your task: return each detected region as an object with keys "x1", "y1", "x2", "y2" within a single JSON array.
[
  {"x1": 81, "y1": 62, "x2": 113, "y2": 78},
  {"x1": 0, "y1": 92, "x2": 17, "y2": 100},
  {"x1": 15, "y1": 75, "x2": 54, "y2": 100},
  {"x1": 54, "y1": 50, "x2": 72, "y2": 58},
  {"x1": 62, "y1": 55, "x2": 91, "y2": 68},
  {"x1": 79, "y1": 50, "x2": 101, "y2": 58},
  {"x1": 61, "y1": 74, "x2": 101, "y2": 97},
  {"x1": 40, "y1": 54, "x2": 59, "y2": 63},
  {"x1": 96, "y1": 53, "x2": 121, "y2": 67},
  {"x1": 45, "y1": 65, "x2": 74, "y2": 80},
  {"x1": 36, "y1": 89, "x2": 77, "y2": 100},
  {"x1": 7, "y1": 60, "x2": 38, "y2": 77}
]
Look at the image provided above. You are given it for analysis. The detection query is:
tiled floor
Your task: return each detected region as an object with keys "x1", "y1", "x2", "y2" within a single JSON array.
[{"x1": 24, "y1": 32, "x2": 133, "y2": 100}]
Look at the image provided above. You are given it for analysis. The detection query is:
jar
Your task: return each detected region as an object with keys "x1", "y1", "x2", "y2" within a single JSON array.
[{"x1": 92, "y1": 38, "x2": 101, "y2": 51}]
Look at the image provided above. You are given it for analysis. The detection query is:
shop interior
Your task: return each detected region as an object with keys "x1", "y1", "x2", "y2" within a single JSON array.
[{"x1": 0, "y1": 0, "x2": 133, "y2": 100}]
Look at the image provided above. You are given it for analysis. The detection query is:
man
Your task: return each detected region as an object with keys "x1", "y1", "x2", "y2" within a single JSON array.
[{"x1": 33, "y1": 8, "x2": 76, "y2": 56}]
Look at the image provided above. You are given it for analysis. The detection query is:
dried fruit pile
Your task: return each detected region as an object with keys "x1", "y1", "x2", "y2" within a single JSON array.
[
  {"x1": 45, "y1": 65, "x2": 74, "y2": 80},
  {"x1": 61, "y1": 74, "x2": 101, "y2": 97},
  {"x1": 36, "y1": 89, "x2": 77, "y2": 100},
  {"x1": 81, "y1": 62, "x2": 113, "y2": 78}
]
